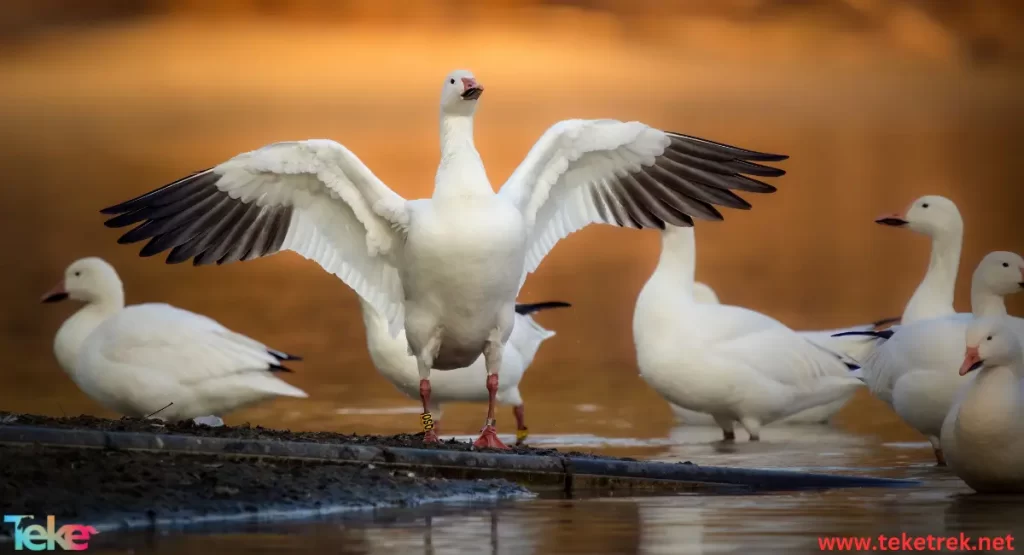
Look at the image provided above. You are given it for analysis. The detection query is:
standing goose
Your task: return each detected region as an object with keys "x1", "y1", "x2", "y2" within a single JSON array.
[
  {"x1": 670, "y1": 290, "x2": 896, "y2": 426},
  {"x1": 875, "y1": 195, "x2": 964, "y2": 324},
  {"x1": 100, "y1": 69, "x2": 787, "y2": 449},
  {"x1": 835, "y1": 251, "x2": 1024, "y2": 464},
  {"x1": 940, "y1": 317, "x2": 1024, "y2": 493},
  {"x1": 41, "y1": 257, "x2": 307, "y2": 423},
  {"x1": 633, "y1": 226, "x2": 864, "y2": 442},
  {"x1": 361, "y1": 300, "x2": 569, "y2": 445},
  {"x1": 692, "y1": 281, "x2": 895, "y2": 376}
]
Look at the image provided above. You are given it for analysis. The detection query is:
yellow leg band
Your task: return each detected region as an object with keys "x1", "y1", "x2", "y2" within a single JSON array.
[
  {"x1": 420, "y1": 412, "x2": 434, "y2": 432},
  {"x1": 515, "y1": 427, "x2": 529, "y2": 443}
]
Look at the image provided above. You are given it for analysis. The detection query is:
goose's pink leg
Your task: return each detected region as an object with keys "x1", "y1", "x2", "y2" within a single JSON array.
[
  {"x1": 474, "y1": 337, "x2": 508, "y2": 449},
  {"x1": 473, "y1": 374, "x2": 507, "y2": 449},
  {"x1": 419, "y1": 379, "x2": 439, "y2": 443}
]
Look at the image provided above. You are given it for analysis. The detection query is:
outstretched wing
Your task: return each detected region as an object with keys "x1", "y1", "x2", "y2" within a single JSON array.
[
  {"x1": 101, "y1": 139, "x2": 410, "y2": 334},
  {"x1": 497, "y1": 119, "x2": 786, "y2": 283}
]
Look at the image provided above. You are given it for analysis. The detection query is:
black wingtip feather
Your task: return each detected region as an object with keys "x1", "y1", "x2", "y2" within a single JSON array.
[
  {"x1": 269, "y1": 362, "x2": 295, "y2": 373},
  {"x1": 844, "y1": 361, "x2": 861, "y2": 371},
  {"x1": 832, "y1": 329, "x2": 896, "y2": 340},
  {"x1": 665, "y1": 132, "x2": 790, "y2": 162},
  {"x1": 100, "y1": 168, "x2": 216, "y2": 215},
  {"x1": 269, "y1": 349, "x2": 303, "y2": 362},
  {"x1": 515, "y1": 301, "x2": 572, "y2": 315}
]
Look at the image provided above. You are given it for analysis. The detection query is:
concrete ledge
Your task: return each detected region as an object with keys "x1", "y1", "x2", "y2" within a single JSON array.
[{"x1": 0, "y1": 424, "x2": 918, "y2": 494}]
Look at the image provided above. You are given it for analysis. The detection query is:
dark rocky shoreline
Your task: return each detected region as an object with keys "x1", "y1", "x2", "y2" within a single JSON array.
[
  {"x1": 0, "y1": 442, "x2": 527, "y2": 541},
  {"x1": 0, "y1": 412, "x2": 621, "y2": 460},
  {"x1": 0, "y1": 411, "x2": 918, "y2": 542},
  {"x1": 0, "y1": 412, "x2": 549, "y2": 540}
]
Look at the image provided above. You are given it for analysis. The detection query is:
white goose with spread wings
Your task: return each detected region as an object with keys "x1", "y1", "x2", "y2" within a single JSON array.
[{"x1": 100, "y1": 69, "x2": 787, "y2": 449}]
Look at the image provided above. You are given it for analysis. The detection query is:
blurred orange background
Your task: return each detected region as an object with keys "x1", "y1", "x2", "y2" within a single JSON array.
[{"x1": 2, "y1": 1, "x2": 1022, "y2": 450}]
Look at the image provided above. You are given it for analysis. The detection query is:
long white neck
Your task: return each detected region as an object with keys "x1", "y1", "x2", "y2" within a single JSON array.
[
  {"x1": 433, "y1": 113, "x2": 492, "y2": 199},
  {"x1": 902, "y1": 230, "x2": 961, "y2": 323},
  {"x1": 633, "y1": 226, "x2": 698, "y2": 356},
  {"x1": 649, "y1": 225, "x2": 697, "y2": 299},
  {"x1": 53, "y1": 296, "x2": 123, "y2": 375},
  {"x1": 971, "y1": 281, "x2": 1008, "y2": 318}
]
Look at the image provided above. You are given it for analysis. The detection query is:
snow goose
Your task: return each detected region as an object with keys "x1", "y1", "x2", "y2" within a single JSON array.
[
  {"x1": 693, "y1": 281, "x2": 896, "y2": 373},
  {"x1": 836, "y1": 251, "x2": 1024, "y2": 464},
  {"x1": 875, "y1": 195, "x2": 964, "y2": 324},
  {"x1": 361, "y1": 300, "x2": 568, "y2": 445},
  {"x1": 669, "y1": 288, "x2": 895, "y2": 427},
  {"x1": 633, "y1": 225, "x2": 864, "y2": 441},
  {"x1": 940, "y1": 316, "x2": 1024, "y2": 493},
  {"x1": 99, "y1": 69, "x2": 788, "y2": 449},
  {"x1": 41, "y1": 257, "x2": 307, "y2": 423}
]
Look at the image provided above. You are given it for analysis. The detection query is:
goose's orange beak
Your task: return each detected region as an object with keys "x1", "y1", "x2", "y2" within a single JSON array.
[
  {"x1": 460, "y1": 77, "x2": 483, "y2": 100},
  {"x1": 960, "y1": 346, "x2": 983, "y2": 376}
]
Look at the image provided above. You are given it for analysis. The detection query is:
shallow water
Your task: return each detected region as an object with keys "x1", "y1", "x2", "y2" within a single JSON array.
[{"x1": 85, "y1": 426, "x2": 1024, "y2": 554}]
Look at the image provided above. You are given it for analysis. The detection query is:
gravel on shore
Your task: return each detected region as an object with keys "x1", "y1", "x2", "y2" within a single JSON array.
[{"x1": 0, "y1": 442, "x2": 528, "y2": 540}]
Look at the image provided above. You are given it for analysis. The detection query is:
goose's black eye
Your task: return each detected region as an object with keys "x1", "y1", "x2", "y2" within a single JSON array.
[
  {"x1": 449, "y1": 78, "x2": 455, "y2": 85},
  {"x1": 1003, "y1": 263, "x2": 1010, "y2": 268},
  {"x1": 987, "y1": 336, "x2": 993, "y2": 341},
  {"x1": 74, "y1": 271, "x2": 81, "y2": 277},
  {"x1": 922, "y1": 203, "x2": 930, "y2": 208}
]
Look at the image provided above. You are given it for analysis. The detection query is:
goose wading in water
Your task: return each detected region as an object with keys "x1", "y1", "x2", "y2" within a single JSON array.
[
  {"x1": 672, "y1": 279, "x2": 895, "y2": 426},
  {"x1": 671, "y1": 280, "x2": 897, "y2": 428},
  {"x1": 41, "y1": 257, "x2": 307, "y2": 424},
  {"x1": 633, "y1": 225, "x2": 865, "y2": 441},
  {"x1": 100, "y1": 69, "x2": 788, "y2": 449},
  {"x1": 940, "y1": 316, "x2": 1024, "y2": 493},
  {"x1": 361, "y1": 300, "x2": 569, "y2": 445},
  {"x1": 874, "y1": 195, "x2": 964, "y2": 324},
  {"x1": 834, "y1": 251, "x2": 1024, "y2": 465},
  {"x1": 692, "y1": 282, "x2": 898, "y2": 365}
]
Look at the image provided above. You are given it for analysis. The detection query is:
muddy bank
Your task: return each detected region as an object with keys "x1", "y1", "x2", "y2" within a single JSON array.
[
  {"x1": 0, "y1": 412, "x2": 920, "y2": 497},
  {"x1": 0, "y1": 443, "x2": 527, "y2": 540},
  {"x1": 0, "y1": 412, "x2": 626, "y2": 461}
]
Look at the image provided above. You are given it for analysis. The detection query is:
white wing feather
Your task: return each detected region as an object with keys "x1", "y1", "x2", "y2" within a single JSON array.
[
  {"x1": 104, "y1": 140, "x2": 411, "y2": 335},
  {"x1": 497, "y1": 119, "x2": 783, "y2": 287},
  {"x1": 499, "y1": 120, "x2": 670, "y2": 282},
  {"x1": 217, "y1": 140, "x2": 408, "y2": 333},
  {"x1": 859, "y1": 315, "x2": 974, "y2": 404},
  {"x1": 96, "y1": 304, "x2": 295, "y2": 387},
  {"x1": 704, "y1": 305, "x2": 853, "y2": 387}
]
